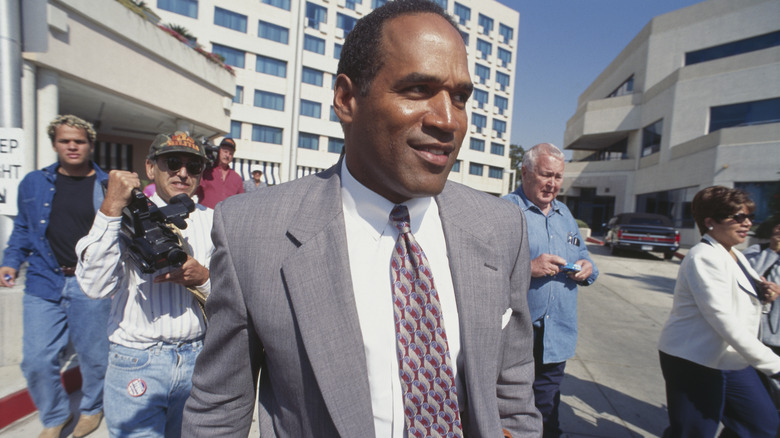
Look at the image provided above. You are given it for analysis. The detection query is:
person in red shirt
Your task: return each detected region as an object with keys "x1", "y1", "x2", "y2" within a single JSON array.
[{"x1": 195, "y1": 138, "x2": 244, "y2": 209}]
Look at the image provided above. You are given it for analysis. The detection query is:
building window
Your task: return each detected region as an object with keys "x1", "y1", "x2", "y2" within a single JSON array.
[
  {"x1": 454, "y1": 2, "x2": 470, "y2": 25},
  {"x1": 330, "y1": 106, "x2": 340, "y2": 122},
  {"x1": 300, "y1": 99, "x2": 322, "y2": 118},
  {"x1": 469, "y1": 162, "x2": 483, "y2": 176},
  {"x1": 305, "y1": 2, "x2": 327, "y2": 30},
  {"x1": 496, "y1": 71, "x2": 510, "y2": 91},
  {"x1": 470, "y1": 138, "x2": 485, "y2": 151},
  {"x1": 451, "y1": 160, "x2": 461, "y2": 173},
  {"x1": 736, "y1": 181, "x2": 779, "y2": 224},
  {"x1": 476, "y1": 39, "x2": 492, "y2": 60},
  {"x1": 214, "y1": 7, "x2": 247, "y2": 33},
  {"x1": 472, "y1": 113, "x2": 487, "y2": 133},
  {"x1": 256, "y1": 55, "x2": 287, "y2": 77},
  {"x1": 641, "y1": 119, "x2": 663, "y2": 157},
  {"x1": 709, "y1": 98, "x2": 780, "y2": 133},
  {"x1": 636, "y1": 186, "x2": 697, "y2": 228},
  {"x1": 298, "y1": 133, "x2": 319, "y2": 150},
  {"x1": 344, "y1": 0, "x2": 361, "y2": 11},
  {"x1": 302, "y1": 67, "x2": 324, "y2": 86},
  {"x1": 478, "y1": 14, "x2": 493, "y2": 35},
  {"x1": 337, "y1": 13, "x2": 357, "y2": 36},
  {"x1": 472, "y1": 89, "x2": 488, "y2": 109},
  {"x1": 252, "y1": 125, "x2": 283, "y2": 144},
  {"x1": 583, "y1": 138, "x2": 627, "y2": 161},
  {"x1": 230, "y1": 120, "x2": 241, "y2": 138},
  {"x1": 497, "y1": 48, "x2": 511, "y2": 68},
  {"x1": 494, "y1": 95, "x2": 508, "y2": 115},
  {"x1": 303, "y1": 35, "x2": 326, "y2": 54},
  {"x1": 262, "y1": 0, "x2": 290, "y2": 11},
  {"x1": 607, "y1": 75, "x2": 634, "y2": 98},
  {"x1": 258, "y1": 20, "x2": 289, "y2": 44},
  {"x1": 233, "y1": 85, "x2": 244, "y2": 104},
  {"x1": 499, "y1": 23, "x2": 513, "y2": 45},
  {"x1": 254, "y1": 90, "x2": 285, "y2": 111},
  {"x1": 490, "y1": 142, "x2": 504, "y2": 156},
  {"x1": 212, "y1": 43, "x2": 245, "y2": 68},
  {"x1": 93, "y1": 142, "x2": 133, "y2": 171},
  {"x1": 431, "y1": 0, "x2": 447, "y2": 9},
  {"x1": 372, "y1": 0, "x2": 387, "y2": 8},
  {"x1": 488, "y1": 166, "x2": 503, "y2": 179},
  {"x1": 158, "y1": 0, "x2": 197, "y2": 18},
  {"x1": 493, "y1": 119, "x2": 506, "y2": 138},
  {"x1": 474, "y1": 63, "x2": 490, "y2": 85},
  {"x1": 686, "y1": 30, "x2": 780, "y2": 66},
  {"x1": 459, "y1": 30, "x2": 469, "y2": 46},
  {"x1": 328, "y1": 137, "x2": 344, "y2": 154},
  {"x1": 334, "y1": 43, "x2": 343, "y2": 59}
]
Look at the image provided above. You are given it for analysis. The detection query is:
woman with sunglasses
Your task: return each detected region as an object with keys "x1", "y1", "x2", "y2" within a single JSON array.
[{"x1": 658, "y1": 186, "x2": 780, "y2": 437}]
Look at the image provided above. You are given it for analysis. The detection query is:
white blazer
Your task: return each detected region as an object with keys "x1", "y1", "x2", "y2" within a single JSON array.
[{"x1": 659, "y1": 234, "x2": 780, "y2": 375}]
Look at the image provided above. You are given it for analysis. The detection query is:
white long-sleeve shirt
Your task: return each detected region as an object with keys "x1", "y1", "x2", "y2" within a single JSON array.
[{"x1": 76, "y1": 193, "x2": 214, "y2": 349}]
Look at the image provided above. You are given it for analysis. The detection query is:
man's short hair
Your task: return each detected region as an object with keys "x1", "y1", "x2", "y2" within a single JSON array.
[
  {"x1": 220, "y1": 138, "x2": 236, "y2": 151},
  {"x1": 47, "y1": 115, "x2": 97, "y2": 144},
  {"x1": 522, "y1": 143, "x2": 566, "y2": 172},
  {"x1": 337, "y1": 0, "x2": 460, "y2": 97}
]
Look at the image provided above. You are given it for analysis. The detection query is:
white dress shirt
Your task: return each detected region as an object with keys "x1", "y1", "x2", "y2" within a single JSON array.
[
  {"x1": 76, "y1": 193, "x2": 214, "y2": 349},
  {"x1": 340, "y1": 161, "x2": 462, "y2": 437}
]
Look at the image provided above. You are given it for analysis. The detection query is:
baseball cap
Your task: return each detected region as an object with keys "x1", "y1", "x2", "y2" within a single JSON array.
[
  {"x1": 147, "y1": 131, "x2": 207, "y2": 160},
  {"x1": 219, "y1": 138, "x2": 236, "y2": 150}
]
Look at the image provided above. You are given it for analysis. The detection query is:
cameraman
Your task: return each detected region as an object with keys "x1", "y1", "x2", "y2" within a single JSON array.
[{"x1": 76, "y1": 132, "x2": 214, "y2": 437}]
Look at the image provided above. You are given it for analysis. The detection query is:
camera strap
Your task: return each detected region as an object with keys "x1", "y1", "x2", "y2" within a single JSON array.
[{"x1": 169, "y1": 224, "x2": 208, "y2": 326}]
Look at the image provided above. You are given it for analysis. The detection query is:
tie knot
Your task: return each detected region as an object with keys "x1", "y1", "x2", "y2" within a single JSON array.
[{"x1": 389, "y1": 205, "x2": 411, "y2": 233}]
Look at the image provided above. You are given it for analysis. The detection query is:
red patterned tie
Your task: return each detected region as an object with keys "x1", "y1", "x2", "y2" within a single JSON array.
[{"x1": 389, "y1": 205, "x2": 463, "y2": 438}]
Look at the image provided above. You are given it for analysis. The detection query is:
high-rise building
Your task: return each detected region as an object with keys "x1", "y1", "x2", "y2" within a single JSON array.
[
  {"x1": 562, "y1": 0, "x2": 780, "y2": 246},
  {"x1": 148, "y1": 0, "x2": 520, "y2": 195}
]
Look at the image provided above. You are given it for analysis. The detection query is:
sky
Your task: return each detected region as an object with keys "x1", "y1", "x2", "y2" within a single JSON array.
[{"x1": 495, "y1": 0, "x2": 705, "y2": 154}]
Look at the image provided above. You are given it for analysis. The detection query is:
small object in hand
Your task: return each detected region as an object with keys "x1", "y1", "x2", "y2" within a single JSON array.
[
  {"x1": 3, "y1": 274, "x2": 12, "y2": 282},
  {"x1": 561, "y1": 263, "x2": 582, "y2": 273}
]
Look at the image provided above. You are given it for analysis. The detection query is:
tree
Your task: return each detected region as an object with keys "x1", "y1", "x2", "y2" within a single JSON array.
[{"x1": 509, "y1": 144, "x2": 524, "y2": 190}]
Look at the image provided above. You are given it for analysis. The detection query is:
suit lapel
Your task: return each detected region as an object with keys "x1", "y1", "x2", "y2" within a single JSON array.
[{"x1": 281, "y1": 167, "x2": 375, "y2": 436}]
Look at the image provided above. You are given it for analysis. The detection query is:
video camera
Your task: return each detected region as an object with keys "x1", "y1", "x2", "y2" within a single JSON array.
[
  {"x1": 200, "y1": 136, "x2": 220, "y2": 168},
  {"x1": 120, "y1": 189, "x2": 195, "y2": 274}
]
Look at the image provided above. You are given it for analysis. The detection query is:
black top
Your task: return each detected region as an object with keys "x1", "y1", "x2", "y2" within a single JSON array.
[{"x1": 46, "y1": 173, "x2": 97, "y2": 267}]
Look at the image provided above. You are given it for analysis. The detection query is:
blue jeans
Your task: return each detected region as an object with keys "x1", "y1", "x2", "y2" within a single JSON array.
[
  {"x1": 104, "y1": 340, "x2": 202, "y2": 437},
  {"x1": 21, "y1": 276, "x2": 111, "y2": 427},
  {"x1": 660, "y1": 351, "x2": 779, "y2": 437}
]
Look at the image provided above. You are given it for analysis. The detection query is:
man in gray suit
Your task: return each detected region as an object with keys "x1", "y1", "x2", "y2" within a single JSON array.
[{"x1": 182, "y1": 1, "x2": 541, "y2": 436}]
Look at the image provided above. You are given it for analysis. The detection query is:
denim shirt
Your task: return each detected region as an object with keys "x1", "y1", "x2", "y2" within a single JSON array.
[
  {"x1": 503, "y1": 187, "x2": 598, "y2": 363},
  {"x1": 1, "y1": 162, "x2": 108, "y2": 300}
]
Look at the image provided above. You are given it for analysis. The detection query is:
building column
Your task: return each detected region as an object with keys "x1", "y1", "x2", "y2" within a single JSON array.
[
  {"x1": 36, "y1": 68, "x2": 58, "y2": 167},
  {"x1": 22, "y1": 61, "x2": 36, "y2": 174}
]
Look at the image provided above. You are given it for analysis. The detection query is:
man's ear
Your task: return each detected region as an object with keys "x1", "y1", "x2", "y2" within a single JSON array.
[
  {"x1": 145, "y1": 159, "x2": 156, "y2": 181},
  {"x1": 333, "y1": 73, "x2": 357, "y2": 125}
]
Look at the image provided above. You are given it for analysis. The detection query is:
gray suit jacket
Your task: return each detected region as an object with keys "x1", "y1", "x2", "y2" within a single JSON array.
[{"x1": 183, "y1": 164, "x2": 541, "y2": 437}]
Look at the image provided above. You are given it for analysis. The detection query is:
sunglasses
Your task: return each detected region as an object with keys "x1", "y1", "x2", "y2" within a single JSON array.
[
  {"x1": 724, "y1": 213, "x2": 755, "y2": 223},
  {"x1": 161, "y1": 156, "x2": 204, "y2": 175}
]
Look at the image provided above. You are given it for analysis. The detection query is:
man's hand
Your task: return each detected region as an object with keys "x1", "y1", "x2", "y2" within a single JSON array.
[
  {"x1": 531, "y1": 253, "x2": 567, "y2": 278},
  {"x1": 0, "y1": 267, "x2": 17, "y2": 287},
  {"x1": 759, "y1": 278, "x2": 780, "y2": 304},
  {"x1": 153, "y1": 256, "x2": 209, "y2": 287},
  {"x1": 568, "y1": 259, "x2": 594, "y2": 283},
  {"x1": 100, "y1": 170, "x2": 141, "y2": 217}
]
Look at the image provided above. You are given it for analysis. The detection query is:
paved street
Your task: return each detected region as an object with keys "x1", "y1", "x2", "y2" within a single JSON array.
[
  {"x1": 2, "y1": 242, "x2": 680, "y2": 437},
  {"x1": 561, "y1": 243, "x2": 679, "y2": 437}
]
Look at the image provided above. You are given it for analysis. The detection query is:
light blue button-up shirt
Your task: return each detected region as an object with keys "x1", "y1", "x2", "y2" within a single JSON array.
[{"x1": 503, "y1": 187, "x2": 598, "y2": 363}]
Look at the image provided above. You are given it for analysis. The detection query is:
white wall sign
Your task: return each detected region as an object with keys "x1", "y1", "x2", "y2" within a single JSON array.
[{"x1": 0, "y1": 128, "x2": 25, "y2": 216}]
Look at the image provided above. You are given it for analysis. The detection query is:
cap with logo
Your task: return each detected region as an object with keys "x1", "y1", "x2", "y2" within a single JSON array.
[
  {"x1": 147, "y1": 131, "x2": 207, "y2": 160},
  {"x1": 219, "y1": 138, "x2": 236, "y2": 151}
]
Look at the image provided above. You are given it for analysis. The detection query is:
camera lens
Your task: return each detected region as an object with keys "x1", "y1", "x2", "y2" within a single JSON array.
[{"x1": 167, "y1": 248, "x2": 188, "y2": 267}]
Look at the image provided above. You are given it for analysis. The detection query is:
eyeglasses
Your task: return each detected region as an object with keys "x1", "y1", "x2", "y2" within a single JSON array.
[
  {"x1": 725, "y1": 213, "x2": 755, "y2": 223},
  {"x1": 162, "y1": 156, "x2": 204, "y2": 175}
]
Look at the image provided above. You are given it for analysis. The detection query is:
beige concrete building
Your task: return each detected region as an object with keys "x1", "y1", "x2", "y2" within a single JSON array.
[
  {"x1": 562, "y1": 0, "x2": 780, "y2": 246},
  {"x1": 147, "y1": 0, "x2": 520, "y2": 194}
]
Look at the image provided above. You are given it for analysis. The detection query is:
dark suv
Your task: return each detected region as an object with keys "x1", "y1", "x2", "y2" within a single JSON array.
[{"x1": 604, "y1": 213, "x2": 680, "y2": 260}]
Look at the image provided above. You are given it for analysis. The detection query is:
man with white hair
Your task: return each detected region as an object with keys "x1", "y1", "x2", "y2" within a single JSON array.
[
  {"x1": 243, "y1": 167, "x2": 267, "y2": 192},
  {"x1": 503, "y1": 143, "x2": 599, "y2": 437}
]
